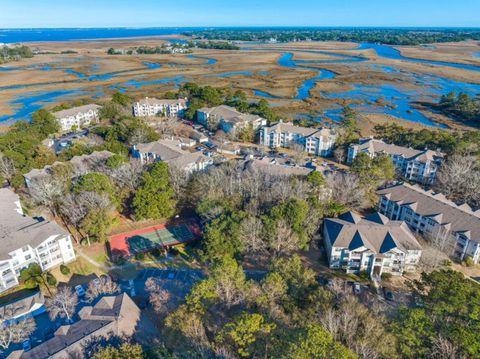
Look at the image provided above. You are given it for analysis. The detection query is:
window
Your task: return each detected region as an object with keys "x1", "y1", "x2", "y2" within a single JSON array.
[{"x1": 25, "y1": 255, "x2": 31, "y2": 261}]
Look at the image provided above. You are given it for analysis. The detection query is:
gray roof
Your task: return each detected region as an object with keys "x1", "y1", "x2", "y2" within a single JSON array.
[
  {"x1": 14, "y1": 293, "x2": 146, "y2": 359},
  {"x1": 352, "y1": 138, "x2": 444, "y2": 161},
  {"x1": 136, "y1": 140, "x2": 211, "y2": 169},
  {"x1": 263, "y1": 122, "x2": 329, "y2": 137},
  {"x1": 377, "y1": 183, "x2": 480, "y2": 241},
  {"x1": 23, "y1": 151, "x2": 113, "y2": 182},
  {"x1": 0, "y1": 290, "x2": 44, "y2": 320},
  {"x1": 136, "y1": 97, "x2": 187, "y2": 106},
  {"x1": 0, "y1": 189, "x2": 69, "y2": 261},
  {"x1": 324, "y1": 211, "x2": 421, "y2": 254},
  {"x1": 242, "y1": 157, "x2": 312, "y2": 177},
  {"x1": 53, "y1": 104, "x2": 101, "y2": 119},
  {"x1": 197, "y1": 105, "x2": 241, "y2": 120}
]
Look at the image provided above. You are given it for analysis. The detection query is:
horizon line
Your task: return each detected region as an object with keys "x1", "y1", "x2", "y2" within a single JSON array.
[{"x1": 2, "y1": 26, "x2": 480, "y2": 30}]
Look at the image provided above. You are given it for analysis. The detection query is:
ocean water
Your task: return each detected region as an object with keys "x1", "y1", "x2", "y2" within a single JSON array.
[{"x1": 0, "y1": 28, "x2": 203, "y2": 43}]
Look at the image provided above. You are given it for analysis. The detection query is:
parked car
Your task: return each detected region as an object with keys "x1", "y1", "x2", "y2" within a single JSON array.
[
  {"x1": 353, "y1": 283, "x2": 361, "y2": 295},
  {"x1": 22, "y1": 339, "x2": 31, "y2": 352},
  {"x1": 75, "y1": 285, "x2": 85, "y2": 297}
]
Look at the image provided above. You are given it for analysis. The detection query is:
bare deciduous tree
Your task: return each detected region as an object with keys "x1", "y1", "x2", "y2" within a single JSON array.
[
  {"x1": 28, "y1": 174, "x2": 67, "y2": 216},
  {"x1": 428, "y1": 335, "x2": 464, "y2": 359},
  {"x1": 270, "y1": 219, "x2": 300, "y2": 256},
  {"x1": 46, "y1": 286, "x2": 78, "y2": 322},
  {"x1": 0, "y1": 319, "x2": 35, "y2": 350},
  {"x1": 0, "y1": 154, "x2": 16, "y2": 185},
  {"x1": 239, "y1": 217, "x2": 267, "y2": 255},
  {"x1": 435, "y1": 154, "x2": 480, "y2": 208},
  {"x1": 86, "y1": 276, "x2": 119, "y2": 301},
  {"x1": 168, "y1": 164, "x2": 190, "y2": 200},
  {"x1": 333, "y1": 146, "x2": 346, "y2": 163},
  {"x1": 145, "y1": 277, "x2": 171, "y2": 313},
  {"x1": 326, "y1": 172, "x2": 367, "y2": 209}
]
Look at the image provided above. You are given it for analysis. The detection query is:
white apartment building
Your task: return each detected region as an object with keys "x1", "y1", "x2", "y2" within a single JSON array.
[
  {"x1": 323, "y1": 211, "x2": 422, "y2": 277},
  {"x1": 131, "y1": 139, "x2": 213, "y2": 173},
  {"x1": 260, "y1": 122, "x2": 337, "y2": 156},
  {"x1": 377, "y1": 183, "x2": 480, "y2": 263},
  {"x1": 347, "y1": 138, "x2": 444, "y2": 184},
  {"x1": 0, "y1": 189, "x2": 76, "y2": 293},
  {"x1": 54, "y1": 104, "x2": 101, "y2": 132},
  {"x1": 196, "y1": 105, "x2": 267, "y2": 134},
  {"x1": 133, "y1": 98, "x2": 187, "y2": 117}
]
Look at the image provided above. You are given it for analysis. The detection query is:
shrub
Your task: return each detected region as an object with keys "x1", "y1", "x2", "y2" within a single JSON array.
[
  {"x1": 463, "y1": 257, "x2": 475, "y2": 267},
  {"x1": 442, "y1": 259, "x2": 453, "y2": 267},
  {"x1": 60, "y1": 264, "x2": 70, "y2": 275},
  {"x1": 381, "y1": 272, "x2": 392, "y2": 281},
  {"x1": 134, "y1": 252, "x2": 146, "y2": 261}
]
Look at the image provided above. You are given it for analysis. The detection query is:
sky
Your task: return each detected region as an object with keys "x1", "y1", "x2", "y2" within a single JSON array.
[{"x1": 0, "y1": 0, "x2": 479, "y2": 28}]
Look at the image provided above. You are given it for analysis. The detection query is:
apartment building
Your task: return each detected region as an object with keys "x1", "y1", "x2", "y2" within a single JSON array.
[
  {"x1": 260, "y1": 122, "x2": 337, "y2": 156},
  {"x1": 133, "y1": 97, "x2": 187, "y2": 117},
  {"x1": 323, "y1": 211, "x2": 422, "y2": 277},
  {"x1": 0, "y1": 189, "x2": 75, "y2": 293},
  {"x1": 131, "y1": 139, "x2": 213, "y2": 173},
  {"x1": 377, "y1": 183, "x2": 480, "y2": 263},
  {"x1": 347, "y1": 138, "x2": 444, "y2": 184},
  {"x1": 196, "y1": 105, "x2": 267, "y2": 134},
  {"x1": 54, "y1": 104, "x2": 101, "y2": 132}
]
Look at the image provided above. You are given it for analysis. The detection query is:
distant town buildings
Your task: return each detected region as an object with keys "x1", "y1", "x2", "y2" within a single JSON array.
[
  {"x1": 260, "y1": 122, "x2": 337, "y2": 156},
  {"x1": 131, "y1": 139, "x2": 213, "y2": 173},
  {"x1": 347, "y1": 138, "x2": 444, "y2": 184},
  {"x1": 133, "y1": 98, "x2": 187, "y2": 117},
  {"x1": 196, "y1": 105, "x2": 267, "y2": 134},
  {"x1": 53, "y1": 104, "x2": 101, "y2": 132},
  {"x1": 0, "y1": 189, "x2": 75, "y2": 293},
  {"x1": 377, "y1": 183, "x2": 480, "y2": 263},
  {"x1": 323, "y1": 211, "x2": 422, "y2": 277},
  {"x1": 10, "y1": 293, "x2": 156, "y2": 358}
]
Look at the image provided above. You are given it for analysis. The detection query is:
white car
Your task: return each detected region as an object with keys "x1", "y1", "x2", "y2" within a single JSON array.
[{"x1": 353, "y1": 283, "x2": 361, "y2": 295}]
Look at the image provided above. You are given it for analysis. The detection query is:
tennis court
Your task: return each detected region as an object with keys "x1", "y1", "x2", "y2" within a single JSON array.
[{"x1": 109, "y1": 221, "x2": 201, "y2": 258}]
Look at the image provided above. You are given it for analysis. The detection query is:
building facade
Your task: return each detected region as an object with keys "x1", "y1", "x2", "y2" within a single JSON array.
[
  {"x1": 260, "y1": 122, "x2": 337, "y2": 156},
  {"x1": 131, "y1": 139, "x2": 213, "y2": 173},
  {"x1": 133, "y1": 98, "x2": 187, "y2": 117},
  {"x1": 323, "y1": 211, "x2": 422, "y2": 277},
  {"x1": 196, "y1": 105, "x2": 267, "y2": 134},
  {"x1": 54, "y1": 104, "x2": 101, "y2": 132},
  {"x1": 0, "y1": 189, "x2": 75, "y2": 293},
  {"x1": 347, "y1": 138, "x2": 444, "y2": 184},
  {"x1": 377, "y1": 183, "x2": 480, "y2": 263}
]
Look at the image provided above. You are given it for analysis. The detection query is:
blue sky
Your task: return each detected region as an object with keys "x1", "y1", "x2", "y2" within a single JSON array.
[{"x1": 1, "y1": 0, "x2": 479, "y2": 28}]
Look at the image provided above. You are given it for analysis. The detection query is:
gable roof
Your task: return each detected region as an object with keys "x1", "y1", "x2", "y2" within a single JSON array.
[
  {"x1": 53, "y1": 104, "x2": 101, "y2": 119},
  {"x1": 15, "y1": 294, "x2": 144, "y2": 359},
  {"x1": 377, "y1": 183, "x2": 480, "y2": 241},
  {"x1": 324, "y1": 211, "x2": 421, "y2": 254},
  {"x1": 0, "y1": 189, "x2": 69, "y2": 261},
  {"x1": 351, "y1": 138, "x2": 444, "y2": 161},
  {"x1": 136, "y1": 97, "x2": 187, "y2": 106}
]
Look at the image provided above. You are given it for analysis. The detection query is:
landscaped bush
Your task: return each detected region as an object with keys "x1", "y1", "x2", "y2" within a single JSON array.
[
  {"x1": 381, "y1": 272, "x2": 392, "y2": 281},
  {"x1": 60, "y1": 264, "x2": 70, "y2": 275}
]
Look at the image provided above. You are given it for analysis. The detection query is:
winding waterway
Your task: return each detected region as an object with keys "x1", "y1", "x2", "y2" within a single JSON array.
[{"x1": 1, "y1": 42, "x2": 479, "y2": 127}]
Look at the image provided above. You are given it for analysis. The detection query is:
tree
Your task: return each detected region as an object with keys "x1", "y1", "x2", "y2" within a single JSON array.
[
  {"x1": 28, "y1": 172, "x2": 67, "y2": 217},
  {"x1": 132, "y1": 161, "x2": 176, "y2": 220},
  {"x1": 216, "y1": 312, "x2": 275, "y2": 357},
  {"x1": 46, "y1": 286, "x2": 78, "y2": 322},
  {"x1": 209, "y1": 256, "x2": 248, "y2": 308},
  {"x1": 111, "y1": 92, "x2": 131, "y2": 107},
  {"x1": 72, "y1": 172, "x2": 116, "y2": 204},
  {"x1": 145, "y1": 277, "x2": 171, "y2": 313},
  {"x1": 20, "y1": 263, "x2": 56, "y2": 296},
  {"x1": 86, "y1": 276, "x2": 119, "y2": 301},
  {"x1": 280, "y1": 324, "x2": 356, "y2": 359},
  {"x1": 326, "y1": 172, "x2": 367, "y2": 210},
  {"x1": 0, "y1": 319, "x2": 35, "y2": 350},
  {"x1": 30, "y1": 109, "x2": 59, "y2": 137},
  {"x1": 91, "y1": 342, "x2": 144, "y2": 359},
  {"x1": 0, "y1": 153, "x2": 16, "y2": 185}
]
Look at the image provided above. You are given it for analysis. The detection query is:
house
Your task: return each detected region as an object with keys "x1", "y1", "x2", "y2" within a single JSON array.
[
  {"x1": 260, "y1": 122, "x2": 337, "y2": 156},
  {"x1": 377, "y1": 183, "x2": 480, "y2": 263},
  {"x1": 133, "y1": 97, "x2": 187, "y2": 117},
  {"x1": 23, "y1": 151, "x2": 114, "y2": 188},
  {"x1": 189, "y1": 130, "x2": 209, "y2": 144},
  {"x1": 0, "y1": 290, "x2": 45, "y2": 325},
  {"x1": 53, "y1": 104, "x2": 101, "y2": 132},
  {"x1": 196, "y1": 105, "x2": 267, "y2": 134},
  {"x1": 131, "y1": 139, "x2": 213, "y2": 173},
  {"x1": 347, "y1": 138, "x2": 444, "y2": 184},
  {"x1": 0, "y1": 189, "x2": 75, "y2": 293},
  {"x1": 323, "y1": 211, "x2": 422, "y2": 277},
  {"x1": 8, "y1": 293, "x2": 158, "y2": 359}
]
